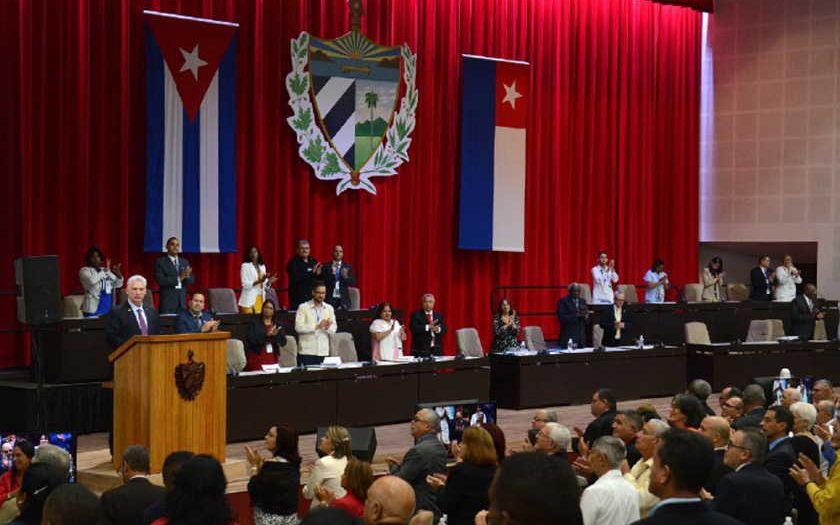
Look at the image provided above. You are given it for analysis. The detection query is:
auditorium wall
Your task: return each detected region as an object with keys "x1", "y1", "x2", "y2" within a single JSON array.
[{"x1": 701, "y1": 0, "x2": 840, "y2": 298}]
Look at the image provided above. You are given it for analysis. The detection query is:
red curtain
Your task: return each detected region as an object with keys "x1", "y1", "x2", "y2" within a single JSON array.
[{"x1": 0, "y1": 0, "x2": 700, "y2": 368}]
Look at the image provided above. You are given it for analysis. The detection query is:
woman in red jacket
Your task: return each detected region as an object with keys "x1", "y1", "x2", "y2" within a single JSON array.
[{"x1": 0, "y1": 439, "x2": 34, "y2": 505}]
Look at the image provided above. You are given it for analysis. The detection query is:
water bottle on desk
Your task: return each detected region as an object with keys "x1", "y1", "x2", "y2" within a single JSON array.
[
  {"x1": 638, "y1": 335, "x2": 645, "y2": 350},
  {"x1": 567, "y1": 338, "x2": 573, "y2": 351}
]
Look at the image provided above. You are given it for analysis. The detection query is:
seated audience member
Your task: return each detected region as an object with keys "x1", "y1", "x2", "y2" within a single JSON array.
[
  {"x1": 557, "y1": 283, "x2": 589, "y2": 347},
  {"x1": 668, "y1": 394, "x2": 705, "y2": 431},
  {"x1": 792, "y1": 283, "x2": 824, "y2": 341},
  {"x1": 10, "y1": 463, "x2": 66, "y2": 525},
  {"x1": 79, "y1": 246, "x2": 123, "y2": 317},
  {"x1": 482, "y1": 423, "x2": 508, "y2": 464},
  {"x1": 631, "y1": 429, "x2": 742, "y2": 525},
  {"x1": 387, "y1": 409, "x2": 447, "y2": 520},
  {"x1": 304, "y1": 426, "x2": 352, "y2": 509},
  {"x1": 790, "y1": 427, "x2": 840, "y2": 525},
  {"x1": 154, "y1": 236, "x2": 194, "y2": 314},
  {"x1": 154, "y1": 455, "x2": 236, "y2": 525},
  {"x1": 527, "y1": 409, "x2": 558, "y2": 446},
  {"x1": 105, "y1": 275, "x2": 161, "y2": 349},
  {"x1": 718, "y1": 386, "x2": 742, "y2": 413},
  {"x1": 246, "y1": 425, "x2": 300, "y2": 525},
  {"x1": 731, "y1": 384, "x2": 766, "y2": 430},
  {"x1": 749, "y1": 255, "x2": 775, "y2": 301},
  {"x1": 622, "y1": 418, "x2": 669, "y2": 518},
  {"x1": 0, "y1": 439, "x2": 34, "y2": 523},
  {"x1": 370, "y1": 302, "x2": 407, "y2": 361},
  {"x1": 174, "y1": 291, "x2": 221, "y2": 334},
  {"x1": 761, "y1": 406, "x2": 798, "y2": 514},
  {"x1": 813, "y1": 379, "x2": 835, "y2": 404},
  {"x1": 701, "y1": 257, "x2": 726, "y2": 302},
  {"x1": 101, "y1": 445, "x2": 165, "y2": 525},
  {"x1": 774, "y1": 255, "x2": 802, "y2": 302},
  {"x1": 239, "y1": 246, "x2": 277, "y2": 314},
  {"x1": 491, "y1": 298, "x2": 520, "y2": 353},
  {"x1": 295, "y1": 282, "x2": 336, "y2": 366},
  {"x1": 635, "y1": 404, "x2": 661, "y2": 423},
  {"x1": 687, "y1": 379, "x2": 716, "y2": 416},
  {"x1": 711, "y1": 428, "x2": 785, "y2": 525},
  {"x1": 580, "y1": 436, "x2": 640, "y2": 525},
  {"x1": 317, "y1": 457, "x2": 374, "y2": 518},
  {"x1": 362, "y1": 476, "x2": 416, "y2": 525},
  {"x1": 592, "y1": 251, "x2": 619, "y2": 304},
  {"x1": 643, "y1": 259, "x2": 669, "y2": 304},
  {"x1": 600, "y1": 291, "x2": 631, "y2": 347},
  {"x1": 42, "y1": 483, "x2": 100, "y2": 525},
  {"x1": 409, "y1": 294, "x2": 446, "y2": 357},
  {"x1": 699, "y1": 416, "x2": 733, "y2": 495},
  {"x1": 722, "y1": 396, "x2": 745, "y2": 423},
  {"x1": 317, "y1": 244, "x2": 356, "y2": 311},
  {"x1": 613, "y1": 411, "x2": 643, "y2": 466},
  {"x1": 426, "y1": 427, "x2": 497, "y2": 525},
  {"x1": 245, "y1": 298, "x2": 287, "y2": 371},
  {"x1": 474, "y1": 452, "x2": 583, "y2": 525},
  {"x1": 574, "y1": 388, "x2": 619, "y2": 450},
  {"x1": 301, "y1": 506, "x2": 362, "y2": 525},
  {"x1": 535, "y1": 423, "x2": 572, "y2": 461},
  {"x1": 142, "y1": 451, "x2": 195, "y2": 525},
  {"x1": 286, "y1": 239, "x2": 319, "y2": 310},
  {"x1": 781, "y1": 387, "x2": 803, "y2": 408}
]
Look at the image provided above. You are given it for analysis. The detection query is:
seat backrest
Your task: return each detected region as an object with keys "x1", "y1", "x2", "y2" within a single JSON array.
[
  {"x1": 577, "y1": 283, "x2": 593, "y2": 305},
  {"x1": 523, "y1": 326, "x2": 547, "y2": 352},
  {"x1": 329, "y1": 332, "x2": 358, "y2": 362},
  {"x1": 683, "y1": 283, "x2": 703, "y2": 302},
  {"x1": 619, "y1": 284, "x2": 638, "y2": 303},
  {"x1": 684, "y1": 322, "x2": 711, "y2": 345},
  {"x1": 746, "y1": 319, "x2": 785, "y2": 342},
  {"x1": 63, "y1": 295, "x2": 84, "y2": 318},
  {"x1": 225, "y1": 338, "x2": 246, "y2": 374},
  {"x1": 814, "y1": 319, "x2": 828, "y2": 341},
  {"x1": 592, "y1": 324, "x2": 604, "y2": 348},
  {"x1": 348, "y1": 287, "x2": 361, "y2": 310},
  {"x1": 208, "y1": 288, "x2": 238, "y2": 314},
  {"x1": 279, "y1": 336, "x2": 298, "y2": 367},
  {"x1": 456, "y1": 328, "x2": 484, "y2": 357},
  {"x1": 727, "y1": 283, "x2": 749, "y2": 302}
]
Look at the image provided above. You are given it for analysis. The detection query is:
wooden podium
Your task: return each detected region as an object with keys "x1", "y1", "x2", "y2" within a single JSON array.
[{"x1": 108, "y1": 332, "x2": 229, "y2": 473}]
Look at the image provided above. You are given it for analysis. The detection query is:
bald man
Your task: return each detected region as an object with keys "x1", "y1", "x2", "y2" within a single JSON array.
[
  {"x1": 363, "y1": 476, "x2": 416, "y2": 525},
  {"x1": 781, "y1": 387, "x2": 802, "y2": 408},
  {"x1": 700, "y1": 416, "x2": 733, "y2": 495}
]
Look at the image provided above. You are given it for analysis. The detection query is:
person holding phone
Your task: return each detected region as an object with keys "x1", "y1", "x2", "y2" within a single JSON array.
[{"x1": 244, "y1": 299, "x2": 287, "y2": 371}]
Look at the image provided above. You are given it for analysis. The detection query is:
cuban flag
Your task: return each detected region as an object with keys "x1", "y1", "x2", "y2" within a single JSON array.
[
  {"x1": 144, "y1": 11, "x2": 238, "y2": 253},
  {"x1": 458, "y1": 55, "x2": 529, "y2": 252}
]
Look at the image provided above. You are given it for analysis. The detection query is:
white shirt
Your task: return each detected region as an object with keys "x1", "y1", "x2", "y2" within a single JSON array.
[
  {"x1": 592, "y1": 266, "x2": 619, "y2": 304},
  {"x1": 370, "y1": 319, "x2": 404, "y2": 361},
  {"x1": 643, "y1": 270, "x2": 667, "y2": 303},
  {"x1": 580, "y1": 469, "x2": 640, "y2": 525},
  {"x1": 774, "y1": 266, "x2": 802, "y2": 302}
]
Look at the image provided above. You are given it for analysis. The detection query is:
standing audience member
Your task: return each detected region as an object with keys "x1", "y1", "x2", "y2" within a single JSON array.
[
  {"x1": 318, "y1": 244, "x2": 356, "y2": 311},
  {"x1": 246, "y1": 425, "x2": 301, "y2": 525},
  {"x1": 774, "y1": 255, "x2": 802, "y2": 302},
  {"x1": 100, "y1": 445, "x2": 165, "y2": 525},
  {"x1": 731, "y1": 384, "x2": 766, "y2": 430},
  {"x1": 600, "y1": 291, "x2": 631, "y2": 347},
  {"x1": 491, "y1": 299, "x2": 520, "y2": 353},
  {"x1": 813, "y1": 379, "x2": 835, "y2": 404},
  {"x1": 304, "y1": 426, "x2": 351, "y2": 509},
  {"x1": 622, "y1": 418, "x2": 669, "y2": 518},
  {"x1": 316, "y1": 457, "x2": 374, "y2": 518},
  {"x1": 153, "y1": 455, "x2": 236, "y2": 525},
  {"x1": 286, "y1": 240, "x2": 319, "y2": 310},
  {"x1": 749, "y1": 255, "x2": 774, "y2": 301},
  {"x1": 370, "y1": 302, "x2": 406, "y2": 361},
  {"x1": 612, "y1": 411, "x2": 643, "y2": 466},
  {"x1": 409, "y1": 294, "x2": 446, "y2": 357},
  {"x1": 79, "y1": 246, "x2": 123, "y2": 317},
  {"x1": 701, "y1": 257, "x2": 726, "y2": 302},
  {"x1": 668, "y1": 394, "x2": 705, "y2": 430},
  {"x1": 362, "y1": 476, "x2": 415, "y2": 525},
  {"x1": 141, "y1": 451, "x2": 195, "y2": 525},
  {"x1": 790, "y1": 402, "x2": 822, "y2": 525},
  {"x1": 294, "y1": 283, "x2": 336, "y2": 366},
  {"x1": 154, "y1": 236, "x2": 194, "y2": 314},
  {"x1": 790, "y1": 427, "x2": 840, "y2": 525},
  {"x1": 580, "y1": 436, "x2": 640, "y2": 525},
  {"x1": 791, "y1": 283, "x2": 824, "y2": 341},
  {"x1": 239, "y1": 246, "x2": 276, "y2": 314},
  {"x1": 575, "y1": 388, "x2": 619, "y2": 450},
  {"x1": 105, "y1": 275, "x2": 161, "y2": 349},
  {"x1": 699, "y1": 416, "x2": 733, "y2": 494},
  {"x1": 761, "y1": 406, "x2": 798, "y2": 514},
  {"x1": 174, "y1": 292, "x2": 220, "y2": 334},
  {"x1": 557, "y1": 283, "x2": 589, "y2": 347},
  {"x1": 9, "y1": 463, "x2": 66, "y2": 525},
  {"x1": 718, "y1": 386, "x2": 742, "y2": 412},
  {"x1": 643, "y1": 260, "x2": 669, "y2": 304},
  {"x1": 592, "y1": 251, "x2": 619, "y2": 304},
  {"x1": 722, "y1": 397, "x2": 745, "y2": 423},
  {"x1": 687, "y1": 379, "x2": 716, "y2": 416},
  {"x1": 245, "y1": 299, "x2": 287, "y2": 371},
  {"x1": 42, "y1": 483, "x2": 100, "y2": 525},
  {"x1": 781, "y1": 387, "x2": 803, "y2": 408}
]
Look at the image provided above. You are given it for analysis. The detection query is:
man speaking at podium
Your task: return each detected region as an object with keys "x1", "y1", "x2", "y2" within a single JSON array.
[{"x1": 105, "y1": 275, "x2": 161, "y2": 349}]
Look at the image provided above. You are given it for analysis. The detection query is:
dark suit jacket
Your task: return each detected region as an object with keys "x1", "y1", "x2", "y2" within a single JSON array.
[
  {"x1": 390, "y1": 433, "x2": 447, "y2": 520},
  {"x1": 245, "y1": 317, "x2": 287, "y2": 354},
  {"x1": 154, "y1": 255, "x2": 193, "y2": 314},
  {"x1": 749, "y1": 267, "x2": 773, "y2": 301},
  {"x1": 731, "y1": 407, "x2": 765, "y2": 430},
  {"x1": 712, "y1": 463, "x2": 785, "y2": 525},
  {"x1": 100, "y1": 477, "x2": 166, "y2": 525},
  {"x1": 320, "y1": 261, "x2": 356, "y2": 310},
  {"x1": 704, "y1": 448, "x2": 733, "y2": 495},
  {"x1": 104, "y1": 302, "x2": 161, "y2": 349},
  {"x1": 247, "y1": 460, "x2": 300, "y2": 516},
  {"x1": 599, "y1": 304, "x2": 632, "y2": 346},
  {"x1": 286, "y1": 256, "x2": 318, "y2": 310},
  {"x1": 174, "y1": 309, "x2": 213, "y2": 334},
  {"x1": 436, "y1": 462, "x2": 495, "y2": 525},
  {"x1": 409, "y1": 310, "x2": 446, "y2": 357},
  {"x1": 557, "y1": 295, "x2": 587, "y2": 346},
  {"x1": 630, "y1": 500, "x2": 745, "y2": 525},
  {"x1": 791, "y1": 294, "x2": 817, "y2": 340},
  {"x1": 765, "y1": 437, "x2": 797, "y2": 514},
  {"x1": 583, "y1": 409, "x2": 617, "y2": 447},
  {"x1": 791, "y1": 435, "x2": 820, "y2": 525}
]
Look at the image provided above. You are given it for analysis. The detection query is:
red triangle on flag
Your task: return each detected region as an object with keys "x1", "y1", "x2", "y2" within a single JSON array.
[{"x1": 146, "y1": 11, "x2": 237, "y2": 121}]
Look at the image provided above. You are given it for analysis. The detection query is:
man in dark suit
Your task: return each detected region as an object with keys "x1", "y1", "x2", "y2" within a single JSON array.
[
  {"x1": 174, "y1": 291, "x2": 220, "y2": 334},
  {"x1": 699, "y1": 416, "x2": 733, "y2": 495},
  {"x1": 386, "y1": 408, "x2": 447, "y2": 521},
  {"x1": 557, "y1": 283, "x2": 589, "y2": 347},
  {"x1": 712, "y1": 428, "x2": 785, "y2": 524},
  {"x1": 748, "y1": 255, "x2": 774, "y2": 301},
  {"x1": 731, "y1": 384, "x2": 766, "y2": 430},
  {"x1": 154, "y1": 236, "x2": 194, "y2": 314},
  {"x1": 286, "y1": 239, "x2": 319, "y2": 310},
  {"x1": 688, "y1": 379, "x2": 717, "y2": 416},
  {"x1": 409, "y1": 293, "x2": 446, "y2": 357},
  {"x1": 574, "y1": 388, "x2": 618, "y2": 451},
  {"x1": 791, "y1": 283, "x2": 824, "y2": 341},
  {"x1": 630, "y1": 429, "x2": 743, "y2": 525},
  {"x1": 105, "y1": 275, "x2": 161, "y2": 349},
  {"x1": 761, "y1": 405, "x2": 797, "y2": 515},
  {"x1": 318, "y1": 244, "x2": 356, "y2": 311},
  {"x1": 100, "y1": 445, "x2": 166, "y2": 525},
  {"x1": 612, "y1": 410, "x2": 643, "y2": 466},
  {"x1": 600, "y1": 290, "x2": 631, "y2": 347}
]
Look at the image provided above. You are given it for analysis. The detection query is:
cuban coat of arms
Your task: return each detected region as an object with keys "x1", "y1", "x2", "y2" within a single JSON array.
[{"x1": 286, "y1": 16, "x2": 418, "y2": 195}]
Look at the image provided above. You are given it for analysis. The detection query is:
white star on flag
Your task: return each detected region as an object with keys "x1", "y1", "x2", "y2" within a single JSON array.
[
  {"x1": 502, "y1": 80, "x2": 523, "y2": 109},
  {"x1": 179, "y1": 44, "x2": 208, "y2": 80}
]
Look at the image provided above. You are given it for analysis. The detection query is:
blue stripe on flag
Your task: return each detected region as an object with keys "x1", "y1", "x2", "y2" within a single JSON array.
[
  {"x1": 144, "y1": 28, "x2": 165, "y2": 252},
  {"x1": 458, "y1": 57, "x2": 496, "y2": 250},
  {"x1": 218, "y1": 36, "x2": 237, "y2": 253},
  {"x1": 181, "y1": 109, "x2": 201, "y2": 253}
]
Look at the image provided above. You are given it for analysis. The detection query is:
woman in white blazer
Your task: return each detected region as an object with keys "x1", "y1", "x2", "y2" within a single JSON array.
[
  {"x1": 239, "y1": 246, "x2": 277, "y2": 313},
  {"x1": 303, "y1": 425, "x2": 352, "y2": 509},
  {"x1": 79, "y1": 247, "x2": 123, "y2": 317},
  {"x1": 774, "y1": 254, "x2": 802, "y2": 302}
]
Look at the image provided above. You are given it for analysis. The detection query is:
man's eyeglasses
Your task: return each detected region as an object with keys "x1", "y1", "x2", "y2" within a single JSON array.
[{"x1": 725, "y1": 442, "x2": 749, "y2": 451}]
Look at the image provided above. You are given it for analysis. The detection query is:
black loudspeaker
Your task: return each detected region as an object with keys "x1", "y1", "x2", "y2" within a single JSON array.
[
  {"x1": 315, "y1": 426, "x2": 377, "y2": 463},
  {"x1": 15, "y1": 256, "x2": 62, "y2": 325}
]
